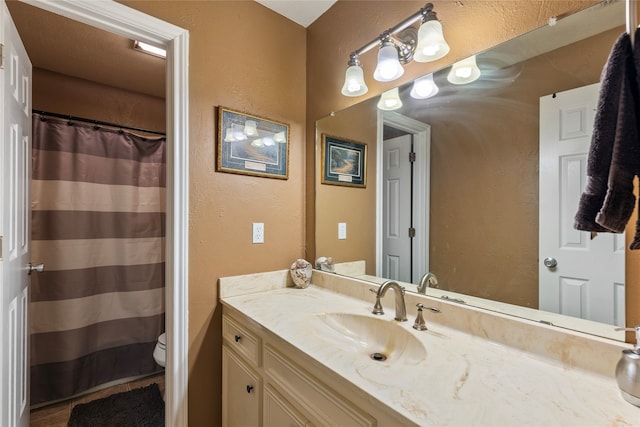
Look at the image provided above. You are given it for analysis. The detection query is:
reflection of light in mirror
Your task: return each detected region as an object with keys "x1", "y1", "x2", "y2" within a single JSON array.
[
  {"x1": 224, "y1": 128, "x2": 236, "y2": 142},
  {"x1": 232, "y1": 123, "x2": 247, "y2": 140},
  {"x1": 274, "y1": 131, "x2": 286, "y2": 143},
  {"x1": 251, "y1": 138, "x2": 264, "y2": 147},
  {"x1": 341, "y1": 63, "x2": 368, "y2": 96},
  {"x1": 377, "y1": 87, "x2": 403, "y2": 110},
  {"x1": 244, "y1": 120, "x2": 258, "y2": 136},
  {"x1": 447, "y1": 55, "x2": 481, "y2": 84},
  {"x1": 263, "y1": 137, "x2": 275, "y2": 146},
  {"x1": 410, "y1": 73, "x2": 439, "y2": 99},
  {"x1": 414, "y1": 19, "x2": 450, "y2": 62},
  {"x1": 374, "y1": 42, "x2": 404, "y2": 82}
]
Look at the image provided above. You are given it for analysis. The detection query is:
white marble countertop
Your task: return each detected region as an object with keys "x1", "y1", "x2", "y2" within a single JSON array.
[{"x1": 219, "y1": 272, "x2": 640, "y2": 426}]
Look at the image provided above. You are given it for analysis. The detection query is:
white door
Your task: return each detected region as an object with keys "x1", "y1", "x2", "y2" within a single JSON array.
[
  {"x1": 539, "y1": 83, "x2": 625, "y2": 326},
  {"x1": 382, "y1": 134, "x2": 412, "y2": 283},
  {"x1": 1, "y1": 2, "x2": 32, "y2": 426}
]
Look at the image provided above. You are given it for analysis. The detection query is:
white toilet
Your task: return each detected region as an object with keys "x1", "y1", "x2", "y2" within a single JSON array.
[{"x1": 153, "y1": 333, "x2": 166, "y2": 368}]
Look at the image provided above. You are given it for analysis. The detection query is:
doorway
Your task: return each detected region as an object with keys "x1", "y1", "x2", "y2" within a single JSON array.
[
  {"x1": 2, "y1": 1, "x2": 189, "y2": 424},
  {"x1": 376, "y1": 111, "x2": 430, "y2": 284}
]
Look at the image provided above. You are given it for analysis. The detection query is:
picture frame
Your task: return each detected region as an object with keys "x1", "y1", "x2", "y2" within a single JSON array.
[
  {"x1": 216, "y1": 106, "x2": 290, "y2": 179},
  {"x1": 321, "y1": 134, "x2": 367, "y2": 188}
]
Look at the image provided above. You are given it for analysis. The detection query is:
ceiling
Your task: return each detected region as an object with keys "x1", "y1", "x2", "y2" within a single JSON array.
[
  {"x1": 255, "y1": 0, "x2": 336, "y2": 27},
  {"x1": 6, "y1": 0, "x2": 335, "y2": 100}
]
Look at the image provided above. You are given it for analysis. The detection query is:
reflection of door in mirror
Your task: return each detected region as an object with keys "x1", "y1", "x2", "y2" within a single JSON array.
[
  {"x1": 382, "y1": 133, "x2": 414, "y2": 282},
  {"x1": 539, "y1": 84, "x2": 625, "y2": 327},
  {"x1": 378, "y1": 113, "x2": 430, "y2": 284}
]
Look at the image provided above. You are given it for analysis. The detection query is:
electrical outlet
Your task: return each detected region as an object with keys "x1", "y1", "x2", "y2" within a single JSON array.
[
  {"x1": 338, "y1": 222, "x2": 347, "y2": 240},
  {"x1": 252, "y1": 223, "x2": 264, "y2": 244}
]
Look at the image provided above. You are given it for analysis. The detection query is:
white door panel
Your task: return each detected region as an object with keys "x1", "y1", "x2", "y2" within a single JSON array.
[
  {"x1": 1, "y1": 2, "x2": 32, "y2": 425},
  {"x1": 539, "y1": 83, "x2": 624, "y2": 326},
  {"x1": 382, "y1": 135, "x2": 411, "y2": 283}
]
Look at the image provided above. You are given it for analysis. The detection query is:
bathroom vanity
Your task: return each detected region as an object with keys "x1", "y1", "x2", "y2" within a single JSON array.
[{"x1": 219, "y1": 270, "x2": 640, "y2": 426}]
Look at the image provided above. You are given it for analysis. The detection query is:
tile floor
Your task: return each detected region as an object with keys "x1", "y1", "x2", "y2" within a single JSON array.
[{"x1": 30, "y1": 373, "x2": 165, "y2": 427}]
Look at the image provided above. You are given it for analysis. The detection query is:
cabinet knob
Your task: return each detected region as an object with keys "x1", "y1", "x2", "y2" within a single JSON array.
[
  {"x1": 246, "y1": 385, "x2": 254, "y2": 394},
  {"x1": 234, "y1": 335, "x2": 241, "y2": 343}
]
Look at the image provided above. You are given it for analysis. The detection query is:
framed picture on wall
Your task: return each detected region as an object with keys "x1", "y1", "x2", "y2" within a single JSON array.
[
  {"x1": 321, "y1": 134, "x2": 367, "y2": 188},
  {"x1": 216, "y1": 106, "x2": 290, "y2": 179}
]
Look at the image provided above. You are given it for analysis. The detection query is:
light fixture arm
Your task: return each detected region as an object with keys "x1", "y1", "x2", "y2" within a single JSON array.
[{"x1": 347, "y1": 3, "x2": 435, "y2": 61}]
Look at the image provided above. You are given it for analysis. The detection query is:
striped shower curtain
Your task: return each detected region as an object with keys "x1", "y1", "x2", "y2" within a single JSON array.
[{"x1": 30, "y1": 114, "x2": 166, "y2": 405}]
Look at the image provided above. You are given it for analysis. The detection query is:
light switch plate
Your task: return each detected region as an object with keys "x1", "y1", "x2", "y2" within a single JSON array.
[
  {"x1": 338, "y1": 222, "x2": 347, "y2": 240},
  {"x1": 252, "y1": 223, "x2": 264, "y2": 244}
]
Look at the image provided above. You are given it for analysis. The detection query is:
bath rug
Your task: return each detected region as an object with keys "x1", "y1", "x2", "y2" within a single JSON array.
[{"x1": 67, "y1": 383, "x2": 164, "y2": 427}]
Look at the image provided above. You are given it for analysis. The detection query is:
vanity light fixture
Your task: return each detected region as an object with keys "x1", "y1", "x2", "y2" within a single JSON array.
[
  {"x1": 447, "y1": 55, "x2": 481, "y2": 85},
  {"x1": 377, "y1": 87, "x2": 403, "y2": 111},
  {"x1": 410, "y1": 73, "x2": 439, "y2": 99},
  {"x1": 341, "y1": 3, "x2": 448, "y2": 96},
  {"x1": 373, "y1": 39, "x2": 405, "y2": 82},
  {"x1": 133, "y1": 40, "x2": 167, "y2": 59},
  {"x1": 341, "y1": 55, "x2": 369, "y2": 96}
]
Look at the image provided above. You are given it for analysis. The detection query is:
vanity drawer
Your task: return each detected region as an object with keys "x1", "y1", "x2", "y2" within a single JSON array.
[
  {"x1": 264, "y1": 344, "x2": 375, "y2": 427},
  {"x1": 223, "y1": 314, "x2": 261, "y2": 366}
]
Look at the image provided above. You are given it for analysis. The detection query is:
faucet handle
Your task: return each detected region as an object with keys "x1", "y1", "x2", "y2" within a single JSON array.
[
  {"x1": 412, "y1": 303, "x2": 440, "y2": 331},
  {"x1": 370, "y1": 289, "x2": 384, "y2": 315}
]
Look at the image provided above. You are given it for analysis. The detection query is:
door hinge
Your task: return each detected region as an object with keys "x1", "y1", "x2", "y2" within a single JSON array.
[
  {"x1": 408, "y1": 227, "x2": 416, "y2": 238},
  {"x1": 0, "y1": 44, "x2": 3, "y2": 69},
  {"x1": 409, "y1": 151, "x2": 416, "y2": 163}
]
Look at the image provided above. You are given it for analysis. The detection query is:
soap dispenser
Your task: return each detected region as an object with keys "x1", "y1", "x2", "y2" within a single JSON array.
[{"x1": 615, "y1": 326, "x2": 640, "y2": 407}]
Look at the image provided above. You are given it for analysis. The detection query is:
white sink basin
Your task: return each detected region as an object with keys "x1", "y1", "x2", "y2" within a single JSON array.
[{"x1": 311, "y1": 313, "x2": 426, "y2": 365}]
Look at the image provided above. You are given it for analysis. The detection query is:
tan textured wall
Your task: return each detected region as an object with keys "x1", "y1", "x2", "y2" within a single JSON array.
[
  {"x1": 316, "y1": 98, "x2": 377, "y2": 273},
  {"x1": 120, "y1": 1, "x2": 306, "y2": 425},
  {"x1": 32, "y1": 68, "x2": 165, "y2": 132}
]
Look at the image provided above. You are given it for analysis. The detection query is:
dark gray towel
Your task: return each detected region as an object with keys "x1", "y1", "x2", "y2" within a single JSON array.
[
  {"x1": 595, "y1": 31, "x2": 640, "y2": 233},
  {"x1": 574, "y1": 33, "x2": 633, "y2": 232}
]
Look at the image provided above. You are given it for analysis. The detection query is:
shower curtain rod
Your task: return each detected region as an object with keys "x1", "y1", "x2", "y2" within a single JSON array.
[{"x1": 33, "y1": 110, "x2": 166, "y2": 136}]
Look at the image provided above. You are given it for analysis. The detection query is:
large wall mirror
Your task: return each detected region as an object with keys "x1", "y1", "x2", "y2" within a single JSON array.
[{"x1": 316, "y1": 0, "x2": 629, "y2": 341}]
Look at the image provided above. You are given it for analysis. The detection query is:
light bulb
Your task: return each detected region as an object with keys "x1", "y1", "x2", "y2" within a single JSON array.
[
  {"x1": 377, "y1": 87, "x2": 403, "y2": 111},
  {"x1": 410, "y1": 74, "x2": 439, "y2": 99},
  {"x1": 447, "y1": 55, "x2": 481, "y2": 85},
  {"x1": 274, "y1": 131, "x2": 286, "y2": 143},
  {"x1": 373, "y1": 42, "x2": 404, "y2": 82},
  {"x1": 244, "y1": 120, "x2": 258, "y2": 136},
  {"x1": 341, "y1": 64, "x2": 368, "y2": 96},
  {"x1": 414, "y1": 20, "x2": 450, "y2": 62}
]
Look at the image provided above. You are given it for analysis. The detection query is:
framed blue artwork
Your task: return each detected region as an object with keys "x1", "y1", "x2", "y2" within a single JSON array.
[
  {"x1": 217, "y1": 106, "x2": 289, "y2": 179},
  {"x1": 321, "y1": 134, "x2": 367, "y2": 188}
]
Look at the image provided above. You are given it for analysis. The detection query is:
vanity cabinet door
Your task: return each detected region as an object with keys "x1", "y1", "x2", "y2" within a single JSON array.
[
  {"x1": 264, "y1": 384, "x2": 309, "y2": 427},
  {"x1": 222, "y1": 346, "x2": 261, "y2": 427}
]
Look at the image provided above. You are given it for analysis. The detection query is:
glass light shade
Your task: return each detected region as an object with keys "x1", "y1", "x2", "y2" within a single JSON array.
[
  {"x1": 244, "y1": 120, "x2": 258, "y2": 136},
  {"x1": 341, "y1": 65, "x2": 368, "y2": 96},
  {"x1": 251, "y1": 138, "x2": 264, "y2": 147},
  {"x1": 232, "y1": 123, "x2": 247, "y2": 140},
  {"x1": 410, "y1": 74, "x2": 439, "y2": 99},
  {"x1": 262, "y1": 137, "x2": 275, "y2": 146},
  {"x1": 414, "y1": 20, "x2": 450, "y2": 62},
  {"x1": 274, "y1": 131, "x2": 286, "y2": 143},
  {"x1": 373, "y1": 43, "x2": 404, "y2": 82},
  {"x1": 224, "y1": 128, "x2": 236, "y2": 142},
  {"x1": 377, "y1": 87, "x2": 403, "y2": 111},
  {"x1": 447, "y1": 55, "x2": 481, "y2": 84}
]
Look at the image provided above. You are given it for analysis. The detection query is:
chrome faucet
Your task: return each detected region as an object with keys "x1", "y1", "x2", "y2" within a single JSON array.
[
  {"x1": 417, "y1": 272, "x2": 438, "y2": 294},
  {"x1": 371, "y1": 280, "x2": 407, "y2": 321}
]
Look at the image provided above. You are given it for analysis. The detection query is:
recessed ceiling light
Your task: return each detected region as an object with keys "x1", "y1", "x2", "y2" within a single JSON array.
[{"x1": 133, "y1": 40, "x2": 166, "y2": 59}]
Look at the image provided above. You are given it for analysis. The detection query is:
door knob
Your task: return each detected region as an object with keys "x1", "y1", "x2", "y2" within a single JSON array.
[
  {"x1": 28, "y1": 263, "x2": 45, "y2": 275},
  {"x1": 543, "y1": 257, "x2": 557, "y2": 268}
]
